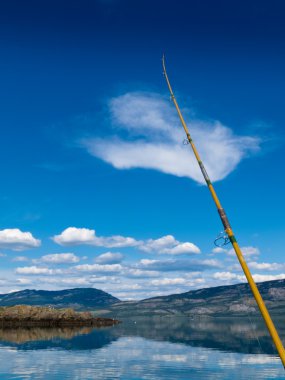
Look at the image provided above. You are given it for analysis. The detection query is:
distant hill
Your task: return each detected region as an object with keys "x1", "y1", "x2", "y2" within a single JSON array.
[
  {"x1": 1, "y1": 279, "x2": 285, "y2": 317},
  {"x1": 0, "y1": 288, "x2": 120, "y2": 310},
  {"x1": 95, "y1": 279, "x2": 285, "y2": 317}
]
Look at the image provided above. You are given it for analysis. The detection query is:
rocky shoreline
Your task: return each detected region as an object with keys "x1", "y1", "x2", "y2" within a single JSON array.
[{"x1": 0, "y1": 305, "x2": 120, "y2": 328}]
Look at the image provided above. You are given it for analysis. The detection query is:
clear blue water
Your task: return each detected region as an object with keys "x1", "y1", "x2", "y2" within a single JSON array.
[{"x1": 0, "y1": 317, "x2": 284, "y2": 379}]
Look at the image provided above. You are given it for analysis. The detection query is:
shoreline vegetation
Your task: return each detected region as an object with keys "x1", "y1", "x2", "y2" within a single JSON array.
[{"x1": 0, "y1": 305, "x2": 120, "y2": 327}]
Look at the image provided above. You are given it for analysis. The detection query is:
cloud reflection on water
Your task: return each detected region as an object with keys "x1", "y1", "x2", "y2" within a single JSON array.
[{"x1": 0, "y1": 317, "x2": 283, "y2": 379}]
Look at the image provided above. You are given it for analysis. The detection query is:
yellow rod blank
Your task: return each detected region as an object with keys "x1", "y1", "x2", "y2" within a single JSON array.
[{"x1": 162, "y1": 55, "x2": 285, "y2": 368}]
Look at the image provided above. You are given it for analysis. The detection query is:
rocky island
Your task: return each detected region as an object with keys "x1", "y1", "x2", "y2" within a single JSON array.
[{"x1": 0, "y1": 305, "x2": 120, "y2": 327}]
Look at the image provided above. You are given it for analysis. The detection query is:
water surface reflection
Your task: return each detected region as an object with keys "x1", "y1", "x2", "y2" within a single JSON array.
[
  {"x1": 0, "y1": 317, "x2": 283, "y2": 379},
  {"x1": 113, "y1": 316, "x2": 285, "y2": 355}
]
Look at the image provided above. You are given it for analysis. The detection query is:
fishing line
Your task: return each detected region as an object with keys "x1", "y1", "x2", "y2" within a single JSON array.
[
  {"x1": 162, "y1": 55, "x2": 285, "y2": 368},
  {"x1": 236, "y1": 284, "x2": 263, "y2": 353}
]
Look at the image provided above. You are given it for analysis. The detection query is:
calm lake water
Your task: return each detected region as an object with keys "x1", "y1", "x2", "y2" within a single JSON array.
[{"x1": 0, "y1": 316, "x2": 284, "y2": 379}]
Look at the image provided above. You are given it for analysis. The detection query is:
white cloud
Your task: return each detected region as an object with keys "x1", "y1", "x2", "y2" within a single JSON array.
[
  {"x1": 53, "y1": 227, "x2": 95, "y2": 244},
  {"x1": 0, "y1": 229, "x2": 40, "y2": 251},
  {"x1": 212, "y1": 247, "x2": 228, "y2": 254},
  {"x1": 82, "y1": 92, "x2": 260, "y2": 184},
  {"x1": 15, "y1": 266, "x2": 62, "y2": 275},
  {"x1": 150, "y1": 278, "x2": 186, "y2": 286},
  {"x1": 252, "y1": 274, "x2": 285, "y2": 282},
  {"x1": 53, "y1": 229, "x2": 200, "y2": 256},
  {"x1": 248, "y1": 261, "x2": 285, "y2": 271},
  {"x1": 140, "y1": 259, "x2": 157, "y2": 265},
  {"x1": 52, "y1": 227, "x2": 139, "y2": 248},
  {"x1": 139, "y1": 235, "x2": 178, "y2": 253},
  {"x1": 88, "y1": 275, "x2": 118, "y2": 283},
  {"x1": 126, "y1": 268, "x2": 160, "y2": 278},
  {"x1": 112, "y1": 283, "x2": 142, "y2": 291},
  {"x1": 212, "y1": 271, "x2": 285, "y2": 283},
  {"x1": 138, "y1": 235, "x2": 200, "y2": 255},
  {"x1": 242, "y1": 356, "x2": 280, "y2": 365},
  {"x1": 213, "y1": 271, "x2": 245, "y2": 281},
  {"x1": 137, "y1": 258, "x2": 222, "y2": 272},
  {"x1": 202, "y1": 259, "x2": 223, "y2": 267},
  {"x1": 34, "y1": 277, "x2": 92, "y2": 286},
  {"x1": 228, "y1": 246, "x2": 260, "y2": 257},
  {"x1": 150, "y1": 277, "x2": 205, "y2": 288},
  {"x1": 16, "y1": 278, "x2": 32, "y2": 285},
  {"x1": 74, "y1": 263, "x2": 123, "y2": 273},
  {"x1": 161, "y1": 242, "x2": 200, "y2": 255},
  {"x1": 38, "y1": 253, "x2": 80, "y2": 264},
  {"x1": 54, "y1": 277, "x2": 90, "y2": 286},
  {"x1": 95, "y1": 252, "x2": 124, "y2": 264},
  {"x1": 12, "y1": 256, "x2": 28, "y2": 262}
]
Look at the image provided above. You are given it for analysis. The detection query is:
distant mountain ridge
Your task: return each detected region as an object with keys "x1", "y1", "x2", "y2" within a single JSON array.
[
  {"x1": 96, "y1": 279, "x2": 285, "y2": 317},
  {"x1": 1, "y1": 279, "x2": 285, "y2": 316},
  {"x1": 0, "y1": 288, "x2": 120, "y2": 310}
]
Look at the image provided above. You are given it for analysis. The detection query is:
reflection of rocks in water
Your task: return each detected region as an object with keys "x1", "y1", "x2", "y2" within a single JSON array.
[
  {"x1": 0, "y1": 325, "x2": 119, "y2": 351},
  {"x1": 111, "y1": 316, "x2": 285, "y2": 355},
  {"x1": 0, "y1": 326, "x2": 93, "y2": 344},
  {"x1": 0, "y1": 316, "x2": 283, "y2": 356}
]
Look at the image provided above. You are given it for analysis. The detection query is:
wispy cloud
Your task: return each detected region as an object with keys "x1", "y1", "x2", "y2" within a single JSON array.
[
  {"x1": 228, "y1": 246, "x2": 260, "y2": 257},
  {"x1": 81, "y1": 92, "x2": 260, "y2": 184},
  {"x1": 248, "y1": 261, "x2": 285, "y2": 271},
  {"x1": 16, "y1": 278, "x2": 33, "y2": 285},
  {"x1": 137, "y1": 258, "x2": 222, "y2": 272},
  {"x1": 12, "y1": 256, "x2": 29, "y2": 262},
  {"x1": 212, "y1": 271, "x2": 285, "y2": 284},
  {"x1": 150, "y1": 277, "x2": 204, "y2": 287},
  {"x1": 95, "y1": 252, "x2": 124, "y2": 264},
  {"x1": 74, "y1": 263, "x2": 123, "y2": 273},
  {"x1": 213, "y1": 245, "x2": 260, "y2": 258},
  {"x1": 212, "y1": 247, "x2": 228, "y2": 254},
  {"x1": 35, "y1": 253, "x2": 80, "y2": 264},
  {"x1": 15, "y1": 266, "x2": 63, "y2": 275}
]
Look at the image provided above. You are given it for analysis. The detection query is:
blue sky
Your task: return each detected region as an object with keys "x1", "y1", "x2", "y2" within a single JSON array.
[{"x1": 0, "y1": 0, "x2": 285, "y2": 299}]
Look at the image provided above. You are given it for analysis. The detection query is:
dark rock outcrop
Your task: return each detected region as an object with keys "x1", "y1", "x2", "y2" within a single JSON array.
[{"x1": 0, "y1": 305, "x2": 120, "y2": 327}]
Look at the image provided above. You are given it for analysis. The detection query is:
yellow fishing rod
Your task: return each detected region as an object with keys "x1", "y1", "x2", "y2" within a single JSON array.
[{"x1": 162, "y1": 55, "x2": 285, "y2": 368}]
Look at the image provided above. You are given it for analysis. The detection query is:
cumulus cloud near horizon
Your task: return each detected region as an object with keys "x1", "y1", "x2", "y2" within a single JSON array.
[
  {"x1": 95, "y1": 252, "x2": 124, "y2": 264},
  {"x1": 213, "y1": 271, "x2": 285, "y2": 283},
  {"x1": 52, "y1": 228, "x2": 201, "y2": 256},
  {"x1": 0, "y1": 229, "x2": 41, "y2": 251},
  {"x1": 137, "y1": 258, "x2": 222, "y2": 272},
  {"x1": 15, "y1": 266, "x2": 63, "y2": 275},
  {"x1": 52, "y1": 227, "x2": 140, "y2": 248},
  {"x1": 37, "y1": 253, "x2": 80, "y2": 264},
  {"x1": 139, "y1": 235, "x2": 200, "y2": 255},
  {"x1": 81, "y1": 92, "x2": 260, "y2": 184},
  {"x1": 74, "y1": 263, "x2": 123, "y2": 273},
  {"x1": 228, "y1": 246, "x2": 260, "y2": 257}
]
